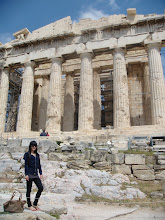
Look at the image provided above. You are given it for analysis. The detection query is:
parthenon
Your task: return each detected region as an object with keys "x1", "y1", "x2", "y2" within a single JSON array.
[{"x1": 0, "y1": 8, "x2": 165, "y2": 139}]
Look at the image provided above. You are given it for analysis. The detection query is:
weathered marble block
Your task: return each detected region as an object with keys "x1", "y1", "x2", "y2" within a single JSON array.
[{"x1": 125, "y1": 154, "x2": 145, "y2": 165}]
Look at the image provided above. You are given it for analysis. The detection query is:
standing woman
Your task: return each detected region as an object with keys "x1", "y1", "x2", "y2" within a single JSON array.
[{"x1": 24, "y1": 141, "x2": 43, "y2": 211}]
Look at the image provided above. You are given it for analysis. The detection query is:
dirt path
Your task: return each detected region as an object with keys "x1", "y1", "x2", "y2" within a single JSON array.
[{"x1": 60, "y1": 202, "x2": 165, "y2": 220}]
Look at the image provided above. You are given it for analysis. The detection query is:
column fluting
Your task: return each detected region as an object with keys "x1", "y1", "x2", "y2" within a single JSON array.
[
  {"x1": 0, "y1": 67, "x2": 10, "y2": 133},
  {"x1": 46, "y1": 57, "x2": 62, "y2": 132},
  {"x1": 63, "y1": 73, "x2": 74, "y2": 131},
  {"x1": 93, "y1": 68, "x2": 101, "y2": 129},
  {"x1": 78, "y1": 52, "x2": 94, "y2": 131},
  {"x1": 113, "y1": 48, "x2": 130, "y2": 128},
  {"x1": 17, "y1": 60, "x2": 34, "y2": 132},
  {"x1": 147, "y1": 43, "x2": 165, "y2": 125}
]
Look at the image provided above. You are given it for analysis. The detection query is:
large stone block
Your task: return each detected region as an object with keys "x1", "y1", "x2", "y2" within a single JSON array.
[
  {"x1": 125, "y1": 154, "x2": 145, "y2": 165},
  {"x1": 155, "y1": 170, "x2": 165, "y2": 180},
  {"x1": 154, "y1": 165, "x2": 165, "y2": 171},
  {"x1": 38, "y1": 140, "x2": 58, "y2": 153},
  {"x1": 157, "y1": 155, "x2": 165, "y2": 160},
  {"x1": 158, "y1": 160, "x2": 165, "y2": 165},
  {"x1": 22, "y1": 138, "x2": 38, "y2": 148},
  {"x1": 90, "y1": 150, "x2": 107, "y2": 163},
  {"x1": 133, "y1": 169, "x2": 155, "y2": 180},
  {"x1": 93, "y1": 162, "x2": 112, "y2": 171},
  {"x1": 145, "y1": 156, "x2": 157, "y2": 165},
  {"x1": 132, "y1": 165, "x2": 153, "y2": 170},
  {"x1": 7, "y1": 139, "x2": 21, "y2": 148},
  {"x1": 106, "y1": 153, "x2": 124, "y2": 164},
  {"x1": 112, "y1": 164, "x2": 131, "y2": 175}
]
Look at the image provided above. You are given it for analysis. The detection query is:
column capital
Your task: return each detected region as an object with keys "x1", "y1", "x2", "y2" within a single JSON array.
[
  {"x1": 113, "y1": 46, "x2": 126, "y2": 54},
  {"x1": 24, "y1": 59, "x2": 35, "y2": 68},
  {"x1": 144, "y1": 40, "x2": 162, "y2": 50},
  {"x1": 51, "y1": 56, "x2": 63, "y2": 64},
  {"x1": 79, "y1": 51, "x2": 93, "y2": 59}
]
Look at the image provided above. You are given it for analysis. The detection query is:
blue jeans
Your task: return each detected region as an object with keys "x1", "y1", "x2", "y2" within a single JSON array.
[{"x1": 26, "y1": 177, "x2": 43, "y2": 207}]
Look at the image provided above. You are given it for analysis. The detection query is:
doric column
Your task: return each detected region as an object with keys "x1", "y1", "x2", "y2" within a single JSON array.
[
  {"x1": 38, "y1": 77, "x2": 49, "y2": 130},
  {"x1": 78, "y1": 52, "x2": 94, "y2": 131},
  {"x1": 63, "y1": 73, "x2": 74, "y2": 131},
  {"x1": 147, "y1": 42, "x2": 165, "y2": 125},
  {"x1": 93, "y1": 68, "x2": 101, "y2": 129},
  {"x1": 17, "y1": 60, "x2": 35, "y2": 132},
  {"x1": 143, "y1": 63, "x2": 152, "y2": 125},
  {"x1": 0, "y1": 67, "x2": 10, "y2": 133},
  {"x1": 46, "y1": 57, "x2": 62, "y2": 132},
  {"x1": 113, "y1": 48, "x2": 130, "y2": 128}
]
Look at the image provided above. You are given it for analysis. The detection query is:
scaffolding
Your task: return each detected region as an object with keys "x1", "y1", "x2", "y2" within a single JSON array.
[{"x1": 5, "y1": 68, "x2": 23, "y2": 132}]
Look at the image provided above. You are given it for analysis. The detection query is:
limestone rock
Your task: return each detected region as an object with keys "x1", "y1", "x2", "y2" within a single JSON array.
[
  {"x1": 132, "y1": 165, "x2": 153, "y2": 170},
  {"x1": 90, "y1": 150, "x2": 107, "y2": 163},
  {"x1": 155, "y1": 170, "x2": 165, "y2": 180},
  {"x1": 93, "y1": 162, "x2": 112, "y2": 171},
  {"x1": 150, "y1": 191, "x2": 164, "y2": 199},
  {"x1": 67, "y1": 160, "x2": 90, "y2": 169},
  {"x1": 106, "y1": 153, "x2": 124, "y2": 164},
  {"x1": 133, "y1": 169, "x2": 155, "y2": 180},
  {"x1": 38, "y1": 140, "x2": 58, "y2": 153},
  {"x1": 0, "y1": 211, "x2": 56, "y2": 220},
  {"x1": 112, "y1": 164, "x2": 131, "y2": 175},
  {"x1": 125, "y1": 154, "x2": 145, "y2": 165}
]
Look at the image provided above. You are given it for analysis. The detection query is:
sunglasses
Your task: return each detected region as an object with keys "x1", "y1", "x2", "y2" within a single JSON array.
[{"x1": 31, "y1": 145, "x2": 37, "y2": 148}]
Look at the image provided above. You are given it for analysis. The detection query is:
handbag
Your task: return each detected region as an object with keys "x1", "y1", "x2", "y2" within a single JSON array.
[{"x1": 3, "y1": 190, "x2": 26, "y2": 213}]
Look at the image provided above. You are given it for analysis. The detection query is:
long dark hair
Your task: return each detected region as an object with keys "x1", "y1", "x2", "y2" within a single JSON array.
[{"x1": 28, "y1": 141, "x2": 39, "y2": 156}]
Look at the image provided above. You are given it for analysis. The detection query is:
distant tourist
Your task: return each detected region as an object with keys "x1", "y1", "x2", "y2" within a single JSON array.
[
  {"x1": 40, "y1": 130, "x2": 47, "y2": 136},
  {"x1": 46, "y1": 132, "x2": 49, "y2": 136},
  {"x1": 23, "y1": 141, "x2": 43, "y2": 211}
]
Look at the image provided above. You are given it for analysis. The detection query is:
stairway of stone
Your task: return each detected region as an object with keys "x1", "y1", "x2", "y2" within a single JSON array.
[{"x1": 0, "y1": 125, "x2": 165, "y2": 148}]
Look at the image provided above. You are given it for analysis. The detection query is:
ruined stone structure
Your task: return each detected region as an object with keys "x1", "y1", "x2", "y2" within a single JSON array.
[{"x1": 0, "y1": 8, "x2": 165, "y2": 138}]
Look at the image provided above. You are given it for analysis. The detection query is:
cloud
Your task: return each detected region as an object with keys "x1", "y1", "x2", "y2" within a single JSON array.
[
  {"x1": 0, "y1": 33, "x2": 14, "y2": 44},
  {"x1": 79, "y1": 7, "x2": 109, "y2": 20},
  {"x1": 109, "y1": 0, "x2": 120, "y2": 11}
]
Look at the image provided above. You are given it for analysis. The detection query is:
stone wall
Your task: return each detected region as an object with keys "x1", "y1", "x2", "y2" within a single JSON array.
[{"x1": 0, "y1": 138, "x2": 164, "y2": 182}]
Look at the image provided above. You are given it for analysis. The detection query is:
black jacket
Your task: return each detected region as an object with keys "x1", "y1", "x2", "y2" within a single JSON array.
[{"x1": 24, "y1": 152, "x2": 42, "y2": 176}]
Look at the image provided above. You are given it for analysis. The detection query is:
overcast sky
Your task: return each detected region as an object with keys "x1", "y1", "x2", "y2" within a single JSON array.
[{"x1": 0, "y1": 0, "x2": 165, "y2": 74}]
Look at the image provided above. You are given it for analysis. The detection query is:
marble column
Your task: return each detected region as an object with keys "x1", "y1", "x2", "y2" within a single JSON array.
[
  {"x1": 38, "y1": 77, "x2": 49, "y2": 130},
  {"x1": 78, "y1": 52, "x2": 94, "y2": 131},
  {"x1": 0, "y1": 67, "x2": 10, "y2": 133},
  {"x1": 147, "y1": 42, "x2": 165, "y2": 125},
  {"x1": 93, "y1": 68, "x2": 101, "y2": 129},
  {"x1": 46, "y1": 57, "x2": 62, "y2": 132},
  {"x1": 63, "y1": 73, "x2": 74, "y2": 131},
  {"x1": 17, "y1": 60, "x2": 35, "y2": 132},
  {"x1": 113, "y1": 48, "x2": 130, "y2": 128},
  {"x1": 143, "y1": 63, "x2": 152, "y2": 125}
]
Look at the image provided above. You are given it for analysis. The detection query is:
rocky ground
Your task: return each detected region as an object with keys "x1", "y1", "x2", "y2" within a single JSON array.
[{"x1": 0, "y1": 144, "x2": 165, "y2": 219}]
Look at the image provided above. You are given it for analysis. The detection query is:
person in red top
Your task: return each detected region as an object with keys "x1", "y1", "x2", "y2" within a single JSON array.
[{"x1": 46, "y1": 132, "x2": 49, "y2": 136}]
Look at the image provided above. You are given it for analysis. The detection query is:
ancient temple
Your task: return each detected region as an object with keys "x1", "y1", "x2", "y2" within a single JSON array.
[{"x1": 0, "y1": 8, "x2": 165, "y2": 138}]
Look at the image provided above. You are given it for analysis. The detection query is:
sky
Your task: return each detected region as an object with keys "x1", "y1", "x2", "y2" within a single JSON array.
[{"x1": 0, "y1": 0, "x2": 165, "y2": 74}]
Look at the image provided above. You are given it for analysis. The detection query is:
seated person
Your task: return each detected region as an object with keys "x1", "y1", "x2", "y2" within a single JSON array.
[{"x1": 40, "y1": 130, "x2": 47, "y2": 136}]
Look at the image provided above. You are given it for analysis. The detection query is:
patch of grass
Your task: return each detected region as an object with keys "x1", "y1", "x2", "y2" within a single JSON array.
[
  {"x1": 80, "y1": 183, "x2": 86, "y2": 191},
  {"x1": 0, "y1": 211, "x2": 11, "y2": 215},
  {"x1": 49, "y1": 212, "x2": 60, "y2": 219},
  {"x1": 119, "y1": 149, "x2": 155, "y2": 156},
  {"x1": 85, "y1": 147, "x2": 94, "y2": 151},
  {"x1": 76, "y1": 193, "x2": 165, "y2": 209},
  {"x1": 56, "y1": 141, "x2": 62, "y2": 146},
  {"x1": 76, "y1": 194, "x2": 113, "y2": 203},
  {"x1": 135, "y1": 180, "x2": 163, "y2": 196}
]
